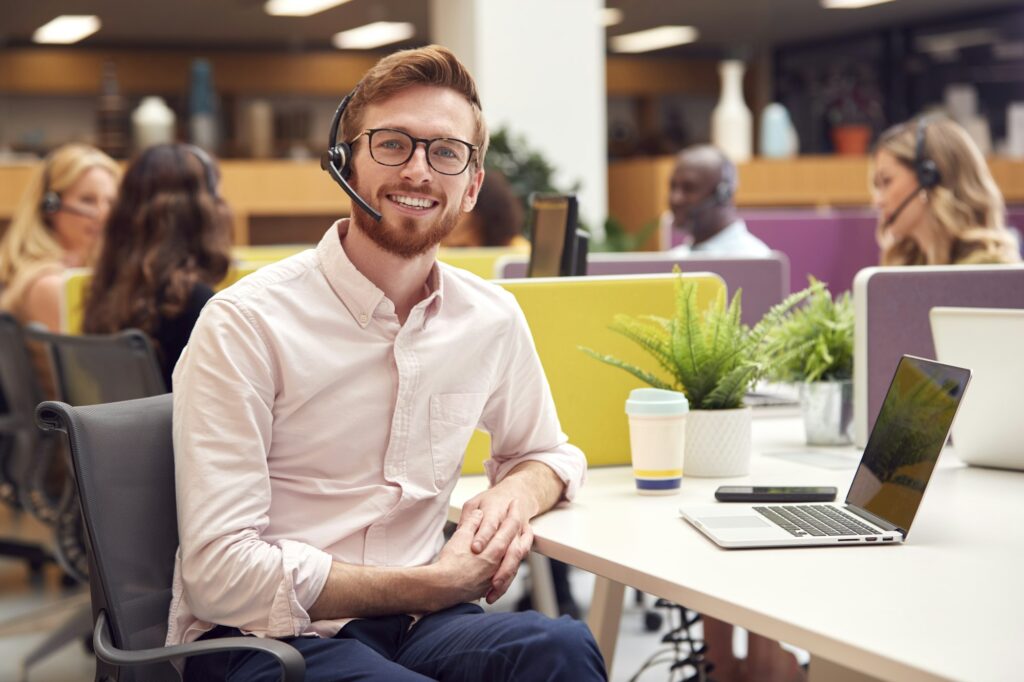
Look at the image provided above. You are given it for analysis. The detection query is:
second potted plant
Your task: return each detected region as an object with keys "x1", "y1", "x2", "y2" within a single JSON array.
[
  {"x1": 764, "y1": 279, "x2": 854, "y2": 445},
  {"x1": 582, "y1": 276, "x2": 819, "y2": 477}
]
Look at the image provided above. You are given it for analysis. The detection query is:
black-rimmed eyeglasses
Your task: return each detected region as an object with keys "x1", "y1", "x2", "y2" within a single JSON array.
[{"x1": 352, "y1": 128, "x2": 478, "y2": 176}]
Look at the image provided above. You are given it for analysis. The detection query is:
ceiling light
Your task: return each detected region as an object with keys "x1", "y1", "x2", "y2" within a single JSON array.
[
  {"x1": 610, "y1": 26, "x2": 698, "y2": 54},
  {"x1": 264, "y1": 0, "x2": 352, "y2": 17},
  {"x1": 32, "y1": 15, "x2": 101, "y2": 44},
  {"x1": 821, "y1": 0, "x2": 895, "y2": 8},
  {"x1": 601, "y1": 8, "x2": 624, "y2": 27},
  {"x1": 332, "y1": 22, "x2": 415, "y2": 50}
]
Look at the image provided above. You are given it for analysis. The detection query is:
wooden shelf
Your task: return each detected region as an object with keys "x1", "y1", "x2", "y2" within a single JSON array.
[{"x1": 608, "y1": 155, "x2": 1024, "y2": 248}]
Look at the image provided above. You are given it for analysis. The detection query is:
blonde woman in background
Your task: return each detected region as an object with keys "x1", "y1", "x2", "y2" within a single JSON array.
[
  {"x1": 872, "y1": 116, "x2": 1020, "y2": 266},
  {"x1": 0, "y1": 144, "x2": 119, "y2": 330}
]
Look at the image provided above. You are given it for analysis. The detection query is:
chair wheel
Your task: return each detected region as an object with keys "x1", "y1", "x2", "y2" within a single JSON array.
[{"x1": 644, "y1": 610, "x2": 663, "y2": 632}]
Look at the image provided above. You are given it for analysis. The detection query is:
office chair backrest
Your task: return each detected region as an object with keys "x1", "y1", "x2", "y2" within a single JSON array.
[
  {"x1": 38, "y1": 394, "x2": 179, "y2": 682},
  {"x1": 0, "y1": 313, "x2": 51, "y2": 509},
  {"x1": 25, "y1": 327, "x2": 167, "y2": 405},
  {"x1": 23, "y1": 327, "x2": 167, "y2": 583}
]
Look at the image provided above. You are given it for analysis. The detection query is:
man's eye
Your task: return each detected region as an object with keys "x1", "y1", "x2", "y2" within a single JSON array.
[{"x1": 432, "y1": 145, "x2": 460, "y2": 160}]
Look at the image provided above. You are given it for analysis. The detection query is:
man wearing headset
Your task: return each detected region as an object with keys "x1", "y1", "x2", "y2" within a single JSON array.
[
  {"x1": 170, "y1": 45, "x2": 604, "y2": 682},
  {"x1": 666, "y1": 144, "x2": 771, "y2": 256}
]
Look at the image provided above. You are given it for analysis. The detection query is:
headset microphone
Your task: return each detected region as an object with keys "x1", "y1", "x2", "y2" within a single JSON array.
[
  {"x1": 884, "y1": 118, "x2": 942, "y2": 228},
  {"x1": 884, "y1": 186, "x2": 921, "y2": 227},
  {"x1": 321, "y1": 90, "x2": 382, "y2": 222}
]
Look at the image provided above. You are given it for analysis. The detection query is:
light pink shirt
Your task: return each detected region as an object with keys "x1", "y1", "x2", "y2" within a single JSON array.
[{"x1": 166, "y1": 221, "x2": 586, "y2": 645}]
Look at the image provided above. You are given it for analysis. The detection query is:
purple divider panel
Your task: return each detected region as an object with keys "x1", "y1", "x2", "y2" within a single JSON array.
[
  {"x1": 500, "y1": 254, "x2": 789, "y2": 328},
  {"x1": 863, "y1": 266, "x2": 1024, "y2": 436}
]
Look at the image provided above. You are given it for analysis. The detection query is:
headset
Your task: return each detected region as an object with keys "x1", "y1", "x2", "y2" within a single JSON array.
[
  {"x1": 687, "y1": 159, "x2": 736, "y2": 219},
  {"x1": 321, "y1": 89, "x2": 383, "y2": 222},
  {"x1": 185, "y1": 143, "x2": 221, "y2": 200},
  {"x1": 885, "y1": 116, "x2": 943, "y2": 227},
  {"x1": 40, "y1": 153, "x2": 97, "y2": 220}
]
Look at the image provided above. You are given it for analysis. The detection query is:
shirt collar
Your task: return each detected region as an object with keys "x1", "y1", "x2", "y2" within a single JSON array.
[{"x1": 316, "y1": 220, "x2": 446, "y2": 330}]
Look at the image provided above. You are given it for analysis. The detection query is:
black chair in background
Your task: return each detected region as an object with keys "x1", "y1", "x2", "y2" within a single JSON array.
[
  {"x1": 37, "y1": 394, "x2": 305, "y2": 682},
  {"x1": 0, "y1": 313, "x2": 56, "y2": 575},
  {"x1": 6, "y1": 327, "x2": 167, "y2": 680}
]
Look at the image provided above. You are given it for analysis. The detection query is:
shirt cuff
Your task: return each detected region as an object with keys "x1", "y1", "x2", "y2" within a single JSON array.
[
  {"x1": 268, "y1": 539, "x2": 333, "y2": 637},
  {"x1": 483, "y1": 442, "x2": 587, "y2": 503}
]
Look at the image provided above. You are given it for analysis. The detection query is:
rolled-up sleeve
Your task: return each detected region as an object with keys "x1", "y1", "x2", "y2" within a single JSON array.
[
  {"x1": 479, "y1": 301, "x2": 587, "y2": 501},
  {"x1": 172, "y1": 299, "x2": 332, "y2": 638}
]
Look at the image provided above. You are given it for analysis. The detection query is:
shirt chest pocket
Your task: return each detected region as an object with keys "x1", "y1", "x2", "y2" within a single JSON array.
[{"x1": 429, "y1": 393, "x2": 487, "y2": 488}]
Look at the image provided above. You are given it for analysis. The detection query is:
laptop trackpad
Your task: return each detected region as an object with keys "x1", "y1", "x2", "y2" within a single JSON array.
[{"x1": 703, "y1": 516, "x2": 771, "y2": 529}]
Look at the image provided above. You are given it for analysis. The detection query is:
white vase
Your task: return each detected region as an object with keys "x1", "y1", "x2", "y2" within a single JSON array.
[
  {"x1": 711, "y1": 60, "x2": 753, "y2": 164},
  {"x1": 132, "y1": 96, "x2": 176, "y2": 152},
  {"x1": 684, "y1": 407, "x2": 752, "y2": 477}
]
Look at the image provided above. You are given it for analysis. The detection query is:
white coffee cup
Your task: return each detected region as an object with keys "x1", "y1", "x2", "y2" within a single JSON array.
[{"x1": 625, "y1": 388, "x2": 689, "y2": 495}]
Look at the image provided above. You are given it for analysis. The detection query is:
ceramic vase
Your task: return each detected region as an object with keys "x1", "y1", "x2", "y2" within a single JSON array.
[
  {"x1": 759, "y1": 102, "x2": 798, "y2": 158},
  {"x1": 683, "y1": 407, "x2": 752, "y2": 477},
  {"x1": 711, "y1": 60, "x2": 752, "y2": 164},
  {"x1": 132, "y1": 96, "x2": 176, "y2": 152}
]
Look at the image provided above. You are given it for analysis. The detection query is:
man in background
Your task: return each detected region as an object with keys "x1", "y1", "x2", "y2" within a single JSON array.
[{"x1": 666, "y1": 145, "x2": 772, "y2": 256}]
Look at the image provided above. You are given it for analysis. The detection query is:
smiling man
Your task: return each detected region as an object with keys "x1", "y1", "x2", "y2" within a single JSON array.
[{"x1": 169, "y1": 46, "x2": 605, "y2": 682}]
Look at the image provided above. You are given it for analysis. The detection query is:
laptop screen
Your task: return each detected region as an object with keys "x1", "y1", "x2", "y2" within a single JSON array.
[{"x1": 846, "y1": 356, "x2": 970, "y2": 534}]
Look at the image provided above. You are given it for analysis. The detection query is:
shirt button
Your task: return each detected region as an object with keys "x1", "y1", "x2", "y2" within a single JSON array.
[{"x1": 359, "y1": 313, "x2": 368, "y2": 324}]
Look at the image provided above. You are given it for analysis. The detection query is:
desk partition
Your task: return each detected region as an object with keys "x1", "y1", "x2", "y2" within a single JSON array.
[
  {"x1": 852, "y1": 264, "x2": 1024, "y2": 446},
  {"x1": 460, "y1": 273, "x2": 725, "y2": 474},
  {"x1": 60, "y1": 263, "x2": 266, "y2": 335},
  {"x1": 437, "y1": 245, "x2": 529, "y2": 280},
  {"x1": 495, "y1": 252, "x2": 787, "y2": 328}
]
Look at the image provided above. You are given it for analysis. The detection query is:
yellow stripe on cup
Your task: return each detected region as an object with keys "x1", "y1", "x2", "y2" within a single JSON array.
[{"x1": 633, "y1": 468, "x2": 683, "y2": 478}]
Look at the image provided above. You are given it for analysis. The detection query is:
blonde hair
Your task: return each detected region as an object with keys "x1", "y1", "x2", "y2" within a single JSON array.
[
  {"x1": 873, "y1": 117, "x2": 1019, "y2": 266},
  {"x1": 341, "y1": 44, "x2": 489, "y2": 168},
  {"x1": 0, "y1": 144, "x2": 120, "y2": 288}
]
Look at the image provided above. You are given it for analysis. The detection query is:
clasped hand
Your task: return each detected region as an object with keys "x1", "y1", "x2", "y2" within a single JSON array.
[{"x1": 436, "y1": 492, "x2": 534, "y2": 605}]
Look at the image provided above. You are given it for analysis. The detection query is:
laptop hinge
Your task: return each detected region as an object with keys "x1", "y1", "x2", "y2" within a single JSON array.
[{"x1": 845, "y1": 505, "x2": 905, "y2": 536}]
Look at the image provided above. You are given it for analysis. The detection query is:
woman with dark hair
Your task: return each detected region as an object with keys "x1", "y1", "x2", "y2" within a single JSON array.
[
  {"x1": 443, "y1": 169, "x2": 528, "y2": 247},
  {"x1": 83, "y1": 143, "x2": 231, "y2": 387}
]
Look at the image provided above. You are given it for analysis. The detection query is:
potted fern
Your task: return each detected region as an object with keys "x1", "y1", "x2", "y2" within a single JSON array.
[
  {"x1": 582, "y1": 276, "x2": 820, "y2": 477},
  {"x1": 764, "y1": 280, "x2": 854, "y2": 445}
]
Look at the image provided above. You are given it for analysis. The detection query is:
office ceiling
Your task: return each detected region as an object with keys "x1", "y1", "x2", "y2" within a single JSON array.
[{"x1": 1, "y1": 0, "x2": 1020, "y2": 54}]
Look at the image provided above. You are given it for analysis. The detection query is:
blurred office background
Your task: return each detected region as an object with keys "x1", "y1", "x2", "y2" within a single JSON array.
[{"x1": 1, "y1": 1, "x2": 1023, "y2": 680}]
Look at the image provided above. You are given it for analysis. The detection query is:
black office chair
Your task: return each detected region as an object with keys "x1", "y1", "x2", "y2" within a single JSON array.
[
  {"x1": 23, "y1": 325, "x2": 168, "y2": 582},
  {"x1": 0, "y1": 314, "x2": 56, "y2": 574},
  {"x1": 10, "y1": 327, "x2": 168, "y2": 680},
  {"x1": 37, "y1": 394, "x2": 305, "y2": 682}
]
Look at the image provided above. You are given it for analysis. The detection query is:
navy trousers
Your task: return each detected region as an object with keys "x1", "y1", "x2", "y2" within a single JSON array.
[{"x1": 184, "y1": 603, "x2": 607, "y2": 682}]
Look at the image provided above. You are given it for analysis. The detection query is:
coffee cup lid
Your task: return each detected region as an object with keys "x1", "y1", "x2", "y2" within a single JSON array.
[{"x1": 625, "y1": 388, "x2": 689, "y2": 416}]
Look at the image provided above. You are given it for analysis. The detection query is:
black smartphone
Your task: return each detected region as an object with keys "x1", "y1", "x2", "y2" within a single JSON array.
[{"x1": 714, "y1": 486, "x2": 838, "y2": 503}]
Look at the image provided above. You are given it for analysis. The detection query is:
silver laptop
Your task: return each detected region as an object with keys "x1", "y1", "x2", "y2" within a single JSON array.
[
  {"x1": 930, "y1": 306, "x2": 1024, "y2": 471},
  {"x1": 680, "y1": 356, "x2": 971, "y2": 548}
]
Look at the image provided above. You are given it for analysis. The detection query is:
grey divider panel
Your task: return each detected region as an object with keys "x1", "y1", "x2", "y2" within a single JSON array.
[
  {"x1": 852, "y1": 265, "x2": 1024, "y2": 446},
  {"x1": 496, "y1": 251, "x2": 790, "y2": 327}
]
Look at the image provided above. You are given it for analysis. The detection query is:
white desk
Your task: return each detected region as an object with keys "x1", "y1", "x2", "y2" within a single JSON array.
[{"x1": 449, "y1": 416, "x2": 1024, "y2": 682}]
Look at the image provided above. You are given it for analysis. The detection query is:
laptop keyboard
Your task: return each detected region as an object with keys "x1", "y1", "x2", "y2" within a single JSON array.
[{"x1": 753, "y1": 505, "x2": 882, "y2": 537}]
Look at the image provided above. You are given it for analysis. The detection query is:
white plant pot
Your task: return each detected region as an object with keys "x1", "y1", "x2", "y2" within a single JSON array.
[{"x1": 684, "y1": 407, "x2": 752, "y2": 477}]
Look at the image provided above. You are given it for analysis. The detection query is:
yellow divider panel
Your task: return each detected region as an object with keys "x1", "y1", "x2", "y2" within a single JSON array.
[
  {"x1": 61, "y1": 262, "x2": 266, "y2": 334},
  {"x1": 438, "y1": 245, "x2": 529, "y2": 280},
  {"x1": 461, "y1": 273, "x2": 725, "y2": 474}
]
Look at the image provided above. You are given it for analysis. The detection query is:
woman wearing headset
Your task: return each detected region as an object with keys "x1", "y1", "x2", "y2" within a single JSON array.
[
  {"x1": 0, "y1": 144, "x2": 119, "y2": 329},
  {"x1": 872, "y1": 116, "x2": 1020, "y2": 265},
  {"x1": 83, "y1": 144, "x2": 231, "y2": 388}
]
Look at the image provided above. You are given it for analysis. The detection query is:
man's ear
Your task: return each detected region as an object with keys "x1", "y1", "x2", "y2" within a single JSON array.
[{"x1": 461, "y1": 167, "x2": 485, "y2": 213}]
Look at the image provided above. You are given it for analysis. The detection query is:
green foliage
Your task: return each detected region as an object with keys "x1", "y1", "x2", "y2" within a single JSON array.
[
  {"x1": 588, "y1": 217, "x2": 660, "y2": 253},
  {"x1": 581, "y1": 274, "x2": 823, "y2": 410},
  {"x1": 485, "y1": 127, "x2": 575, "y2": 221},
  {"x1": 764, "y1": 278, "x2": 854, "y2": 383}
]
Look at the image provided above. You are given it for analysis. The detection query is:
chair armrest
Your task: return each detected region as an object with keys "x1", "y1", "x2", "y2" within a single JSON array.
[{"x1": 93, "y1": 610, "x2": 305, "y2": 682}]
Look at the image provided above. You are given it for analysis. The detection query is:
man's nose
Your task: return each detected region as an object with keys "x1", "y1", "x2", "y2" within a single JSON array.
[{"x1": 401, "y1": 143, "x2": 432, "y2": 182}]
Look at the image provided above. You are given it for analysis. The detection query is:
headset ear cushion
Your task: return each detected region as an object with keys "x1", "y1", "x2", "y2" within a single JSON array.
[
  {"x1": 41, "y1": 191, "x2": 61, "y2": 214},
  {"x1": 337, "y1": 142, "x2": 353, "y2": 180},
  {"x1": 715, "y1": 181, "x2": 732, "y2": 204},
  {"x1": 917, "y1": 160, "x2": 940, "y2": 189}
]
